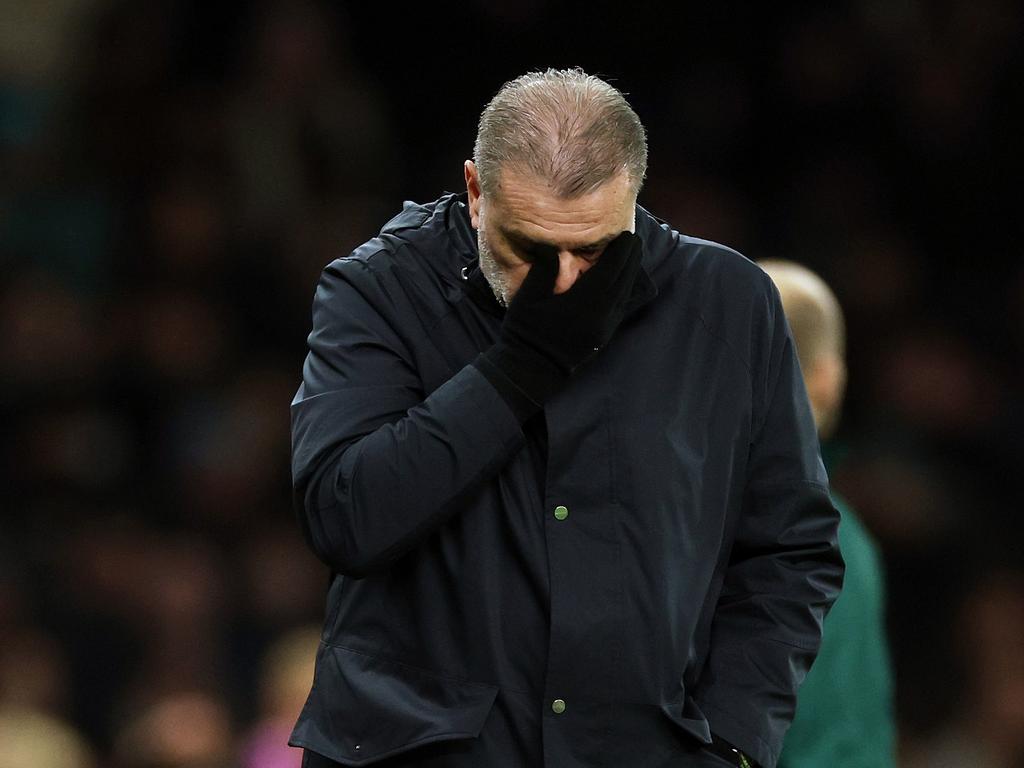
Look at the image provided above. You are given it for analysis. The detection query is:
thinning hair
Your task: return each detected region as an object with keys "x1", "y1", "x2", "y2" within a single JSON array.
[
  {"x1": 759, "y1": 260, "x2": 846, "y2": 371},
  {"x1": 473, "y1": 68, "x2": 647, "y2": 198}
]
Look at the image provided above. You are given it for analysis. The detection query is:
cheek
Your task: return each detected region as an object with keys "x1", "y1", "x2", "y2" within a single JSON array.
[
  {"x1": 504, "y1": 263, "x2": 532, "y2": 296},
  {"x1": 482, "y1": 229, "x2": 528, "y2": 278}
]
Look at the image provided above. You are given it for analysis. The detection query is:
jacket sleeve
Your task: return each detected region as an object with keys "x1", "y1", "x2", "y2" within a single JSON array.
[
  {"x1": 290, "y1": 256, "x2": 526, "y2": 578},
  {"x1": 694, "y1": 284, "x2": 845, "y2": 768}
]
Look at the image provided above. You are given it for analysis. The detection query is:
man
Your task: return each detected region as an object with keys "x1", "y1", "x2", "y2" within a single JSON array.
[
  {"x1": 760, "y1": 260, "x2": 895, "y2": 768},
  {"x1": 289, "y1": 69, "x2": 843, "y2": 768}
]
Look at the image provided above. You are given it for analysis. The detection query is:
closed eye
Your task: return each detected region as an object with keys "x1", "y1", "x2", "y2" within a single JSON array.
[
  {"x1": 575, "y1": 247, "x2": 602, "y2": 260},
  {"x1": 498, "y1": 226, "x2": 615, "y2": 262}
]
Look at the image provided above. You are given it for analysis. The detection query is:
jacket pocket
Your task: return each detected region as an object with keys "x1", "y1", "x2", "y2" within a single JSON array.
[
  {"x1": 660, "y1": 693, "x2": 712, "y2": 745},
  {"x1": 289, "y1": 643, "x2": 499, "y2": 766}
]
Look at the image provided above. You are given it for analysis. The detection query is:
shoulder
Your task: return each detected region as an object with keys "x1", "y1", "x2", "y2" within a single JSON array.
[
  {"x1": 333, "y1": 195, "x2": 462, "y2": 270},
  {"x1": 637, "y1": 206, "x2": 775, "y2": 311},
  {"x1": 637, "y1": 207, "x2": 780, "y2": 368},
  {"x1": 316, "y1": 194, "x2": 472, "y2": 306}
]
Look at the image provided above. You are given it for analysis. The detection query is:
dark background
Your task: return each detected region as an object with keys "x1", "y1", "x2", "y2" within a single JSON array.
[{"x1": 2, "y1": 1, "x2": 1022, "y2": 766}]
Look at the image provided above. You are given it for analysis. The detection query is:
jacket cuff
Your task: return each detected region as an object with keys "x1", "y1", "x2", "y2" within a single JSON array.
[{"x1": 473, "y1": 344, "x2": 565, "y2": 421}]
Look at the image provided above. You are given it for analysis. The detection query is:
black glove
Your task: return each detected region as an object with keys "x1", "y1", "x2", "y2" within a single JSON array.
[{"x1": 473, "y1": 231, "x2": 644, "y2": 417}]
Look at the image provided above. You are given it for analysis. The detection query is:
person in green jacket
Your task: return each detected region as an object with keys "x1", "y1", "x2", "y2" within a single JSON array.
[{"x1": 760, "y1": 260, "x2": 896, "y2": 768}]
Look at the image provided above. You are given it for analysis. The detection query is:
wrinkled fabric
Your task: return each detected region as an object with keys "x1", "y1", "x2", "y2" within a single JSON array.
[{"x1": 289, "y1": 194, "x2": 844, "y2": 767}]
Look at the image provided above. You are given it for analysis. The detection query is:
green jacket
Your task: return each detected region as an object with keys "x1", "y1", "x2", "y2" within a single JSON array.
[{"x1": 779, "y1": 493, "x2": 896, "y2": 768}]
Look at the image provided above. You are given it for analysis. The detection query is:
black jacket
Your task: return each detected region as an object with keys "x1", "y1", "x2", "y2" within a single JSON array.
[{"x1": 289, "y1": 194, "x2": 844, "y2": 768}]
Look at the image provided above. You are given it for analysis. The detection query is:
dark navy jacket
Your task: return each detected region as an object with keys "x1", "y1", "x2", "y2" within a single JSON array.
[{"x1": 289, "y1": 194, "x2": 844, "y2": 767}]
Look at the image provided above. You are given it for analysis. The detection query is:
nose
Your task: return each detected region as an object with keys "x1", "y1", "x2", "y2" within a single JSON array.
[{"x1": 552, "y1": 252, "x2": 594, "y2": 294}]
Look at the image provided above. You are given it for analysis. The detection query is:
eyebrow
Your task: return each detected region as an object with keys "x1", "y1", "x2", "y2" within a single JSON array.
[{"x1": 498, "y1": 226, "x2": 617, "y2": 255}]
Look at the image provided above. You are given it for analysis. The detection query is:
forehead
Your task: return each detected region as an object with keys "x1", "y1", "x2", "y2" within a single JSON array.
[{"x1": 488, "y1": 168, "x2": 635, "y2": 247}]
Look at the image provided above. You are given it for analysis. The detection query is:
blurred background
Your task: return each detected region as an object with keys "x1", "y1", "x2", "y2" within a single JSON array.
[{"x1": 1, "y1": 0, "x2": 1021, "y2": 766}]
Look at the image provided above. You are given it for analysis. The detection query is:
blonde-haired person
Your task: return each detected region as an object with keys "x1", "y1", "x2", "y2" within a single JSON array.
[{"x1": 760, "y1": 260, "x2": 895, "y2": 768}]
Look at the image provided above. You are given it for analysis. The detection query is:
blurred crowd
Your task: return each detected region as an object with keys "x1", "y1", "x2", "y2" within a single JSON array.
[{"x1": 0, "y1": 1, "x2": 1021, "y2": 766}]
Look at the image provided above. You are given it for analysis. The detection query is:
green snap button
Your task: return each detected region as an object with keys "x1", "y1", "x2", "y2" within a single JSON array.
[
  {"x1": 553, "y1": 505, "x2": 569, "y2": 521},
  {"x1": 551, "y1": 698, "x2": 566, "y2": 714}
]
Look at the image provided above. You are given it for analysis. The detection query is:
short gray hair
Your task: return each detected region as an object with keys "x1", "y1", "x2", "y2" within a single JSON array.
[{"x1": 473, "y1": 68, "x2": 647, "y2": 198}]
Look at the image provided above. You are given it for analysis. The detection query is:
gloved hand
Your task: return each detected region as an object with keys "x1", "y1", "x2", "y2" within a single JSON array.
[{"x1": 474, "y1": 230, "x2": 644, "y2": 414}]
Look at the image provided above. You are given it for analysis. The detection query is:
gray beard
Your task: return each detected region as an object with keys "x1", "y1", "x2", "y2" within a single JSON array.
[{"x1": 476, "y1": 228, "x2": 511, "y2": 307}]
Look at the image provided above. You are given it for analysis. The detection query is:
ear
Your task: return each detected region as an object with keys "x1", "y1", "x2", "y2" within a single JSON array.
[
  {"x1": 465, "y1": 160, "x2": 482, "y2": 229},
  {"x1": 806, "y1": 354, "x2": 847, "y2": 436}
]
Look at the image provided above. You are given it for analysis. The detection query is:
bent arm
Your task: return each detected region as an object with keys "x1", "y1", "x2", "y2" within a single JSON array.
[
  {"x1": 695, "y1": 298, "x2": 844, "y2": 768},
  {"x1": 291, "y1": 259, "x2": 524, "y2": 577}
]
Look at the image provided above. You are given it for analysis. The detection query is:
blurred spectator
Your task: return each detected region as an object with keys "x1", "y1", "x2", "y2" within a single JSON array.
[
  {"x1": 226, "y1": 0, "x2": 397, "y2": 235},
  {"x1": 167, "y1": 368, "x2": 294, "y2": 531},
  {"x1": 0, "y1": 706, "x2": 95, "y2": 768},
  {"x1": 113, "y1": 691, "x2": 235, "y2": 768},
  {"x1": 903, "y1": 571, "x2": 1024, "y2": 768},
  {"x1": 0, "y1": 272, "x2": 102, "y2": 391},
  {"x1": 239, "y1": 626, "x2": 319, "y2": 768},
  {"x1": 0, "y1": 625, "x2": 73, "y2": 713}
]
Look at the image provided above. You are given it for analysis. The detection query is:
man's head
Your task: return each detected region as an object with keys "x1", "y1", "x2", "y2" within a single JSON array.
[
  {"x1": 465, "y1": 69, "x2": 647, "y2": 305},
  {"x1": 759, "y1": 260, "x2": 848, "y2": 440}
]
